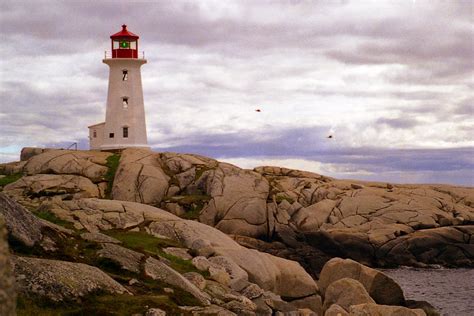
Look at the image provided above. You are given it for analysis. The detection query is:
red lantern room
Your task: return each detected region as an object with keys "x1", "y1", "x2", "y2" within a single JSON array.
[{"x1": 110, "y1": 24, "x2": 139, "y2": 58}]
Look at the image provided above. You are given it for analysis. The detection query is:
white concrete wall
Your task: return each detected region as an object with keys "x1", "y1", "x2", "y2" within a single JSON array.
[
  {"x1": 100, "y1": 58, "x2": 149, "y2": 150},
  {"x1": 88, "y1": 122, "x2": 105, "y2": 150}
]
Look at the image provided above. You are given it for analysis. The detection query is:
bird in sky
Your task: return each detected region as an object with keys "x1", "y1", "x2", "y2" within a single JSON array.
[
  {"x1": 327, "y1": 135, "x2": 333, "y2": 139},
  {"x1": 255, "y1": 109, "x2": 261, "y2": 112}
]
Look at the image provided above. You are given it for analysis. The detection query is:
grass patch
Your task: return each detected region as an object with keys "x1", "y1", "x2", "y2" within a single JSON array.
[
  {"x1": 33, "y1": 208, "x2": 75, "y2": 229},
  {"x1": 170, "y1": 194, "x2": 211, "y2": 205},
  {"x1": 0, "y1": 173, "x2": 22, "y2": 187},
  {"x1": 159, "y1": 250, "x2": 209, "y2": 276},
  {"x1": 105, "y1": 230, "x2": 182, "y2": 251},
  {"x1": 103, "y1": 230, "x2": 207, "y2": 276},
  {"x1": 104, "y1": 154, "x2": 121, "y2": 198}
]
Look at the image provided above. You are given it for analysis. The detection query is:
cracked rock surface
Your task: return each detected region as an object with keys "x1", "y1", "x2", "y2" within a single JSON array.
[
  {"x1": 2, "y1": 148, "x2": 473, "y2": 271},
  {"x1": 47, "y1": 197, "x2": 319, "y2": 300},
  {"x1": 12, "y1": 255, "x2": 130, "y2": 302}
]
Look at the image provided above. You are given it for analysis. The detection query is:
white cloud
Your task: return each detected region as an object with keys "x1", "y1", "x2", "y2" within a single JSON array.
[{"x1": 1, "y1": 0, "x2": 472, "y2": 184}]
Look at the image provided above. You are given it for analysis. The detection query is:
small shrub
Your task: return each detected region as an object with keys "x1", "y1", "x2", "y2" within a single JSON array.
[
  {"x1": 104, "y1": 154, "x2": 121, "y2": 198},
  {"x1": 275, "y1": 195, "x2": 295, "y2": 204},
  {"x1": 0, "y1": 173, "x2": 22, "y2": 187},
  {"x1": 33, "y1": 209, "x2": 74, "y2": 229}
]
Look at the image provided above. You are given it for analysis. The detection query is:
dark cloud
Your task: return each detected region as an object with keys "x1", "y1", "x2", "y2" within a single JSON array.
[
  {"x1": 152, "y1": 126, "x2": 474, "y2": 173},
  {"x1": 375, "y1": 117, "x2": 421, "y2": 129}
]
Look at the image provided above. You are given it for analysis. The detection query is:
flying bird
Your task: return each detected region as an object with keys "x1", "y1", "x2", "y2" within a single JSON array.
[
  {"x1": 255, "y1": 109, "x2": 261, "y2": 112},
  {"x1": 327, "y1": 135, "x2": 333, "y2": 139}
]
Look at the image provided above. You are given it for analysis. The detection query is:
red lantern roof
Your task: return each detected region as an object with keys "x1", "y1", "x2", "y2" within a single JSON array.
[{"x1": 110, "y1": 24, "x2": 139, "y2": 40}]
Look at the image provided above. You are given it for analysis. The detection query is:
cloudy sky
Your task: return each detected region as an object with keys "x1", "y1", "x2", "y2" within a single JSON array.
[{"x1": 1, "y1": 0, "x2": 473, "y2": 185}]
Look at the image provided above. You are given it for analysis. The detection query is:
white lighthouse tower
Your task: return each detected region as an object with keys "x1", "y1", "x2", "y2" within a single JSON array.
[{"x1": 89, "y1": 25, "x2": 149, "y2": 150}]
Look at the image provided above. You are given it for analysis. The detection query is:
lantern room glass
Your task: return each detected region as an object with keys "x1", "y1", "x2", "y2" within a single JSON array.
[{"x1": 113, "y1": 40, "x2": 136, "y2": 49}]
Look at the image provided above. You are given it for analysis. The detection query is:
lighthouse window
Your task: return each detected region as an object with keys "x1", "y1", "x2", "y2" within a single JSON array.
[
  {"x1": 130, "y1": 41, "x2": 137, "y2": 49},
  {"x1": 122, "y1": 70, "x2": 128, "y2": 81},
  {"x1": 122, "y1": 97, "x2": 129, "y2": 108},
  {"x1": 109, "y1": 133, "x2": 114, "y2": 138},
  {"x1": 93, "y1": 130, "x2": 97, "y2": 138},
  {"x1": 123, "y1": 127, "x2": 129, "y2": 138},
  {"x1": 119, "y1": 41, "x2": 130, "y2": 49},
  {"x1": 113, "y1": 41, "x2": 120, "y2": 49}
]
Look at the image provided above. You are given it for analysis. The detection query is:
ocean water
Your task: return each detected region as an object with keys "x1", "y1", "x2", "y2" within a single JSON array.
[{"x1": 382, "y1": 267, "x2": 474, "y2": 316}]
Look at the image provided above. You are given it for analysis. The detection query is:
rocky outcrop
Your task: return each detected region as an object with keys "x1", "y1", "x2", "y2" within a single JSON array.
[
  {"x1": 12, "y1": 255, "x2": 129, "y2": 302},
  {"x1": 20, "y1": 147, "x2": 52, "y2": 161},
  {"x1": 46, "y1": 197, "x2": 319, "y2": 301},
  {"x1": 7, "y1": 148, "x2": 472, "y2": 269},
  {"x1": 23, "y1": 149, "x2": 111, "y2": 182},
  {"x1": 112, "y1": 148, "x2": 170, "y2": 205},
  {"x1": 112, "y1": 149, "x2": 271, "y2": 238},
  {"x1": 105, "y1": 149, "x2": 474, "y2": 268},
  {"x1": 1, "y1": 147, "x2": 454, "y2": 315},
  {"x1": 198, "y1": 162, "x2": 270, "y2": 238},
  {"x1": 257, "y1": 167, "x2": 474, "y2": 268},
  {"x1": 0, "y1": 215, "x2": 16, "y2": 316}
]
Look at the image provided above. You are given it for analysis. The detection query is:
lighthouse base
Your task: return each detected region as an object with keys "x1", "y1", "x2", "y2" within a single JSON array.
[{"x1": 100, "y1": 144, "x2": 150, "y2": 151}]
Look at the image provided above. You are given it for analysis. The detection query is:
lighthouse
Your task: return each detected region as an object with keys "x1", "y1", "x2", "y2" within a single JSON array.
[{"x1": 89, "y1": 25, "x2": 149, "y2": 150}]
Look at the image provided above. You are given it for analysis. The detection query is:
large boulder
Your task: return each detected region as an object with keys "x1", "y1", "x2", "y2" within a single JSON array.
[
  {"x1": 199, "y1": 163, "x2": 270, "y2": 238},
  {"x1": 322, "y1": 278, "x2": 375, "y2": 312},
  {"x1": 12, "y1": 256, "x2": 129, "y2": 302},
  {"x1": 4, "y1": 174, "x2": 100, "y2": 199},
  {"x1": 23, "y1": 149, "x2": 111, "y2": 182},
  {"x1": 20, "y1": 147, "x2": 52, "y2": 161},
  {"x1": 0, "y1": 215, "x2": 16, "y2": 316},
  {"x1": 215, "y1": 247, "x2": 319, "y2": 299},
  {"x1": 112, "y1": 148, "x2": 170, "y2": 205},
  {"x1": 97, "y1": 243, "x2": 144, "y2": 273},
  {"x1": 0, "y1": 193, "x2": 71, "y2": 250},
  {"x1": 0, "y1": 192, "x2": 44, "y2": 247},
  {"x1": 318, "y1": 258, "x2": 405, "y2": 306}
]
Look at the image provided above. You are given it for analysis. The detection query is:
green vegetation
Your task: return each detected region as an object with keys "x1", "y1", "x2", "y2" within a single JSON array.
[
  {"x1": 104, "y1": 230, "x2": 207, "y2": 276},
  {"x1": 166, "y1": 194, "x2": 210, "y2": 220},
  {"x1": 104, "y1": 154, "x2": 121, "y2": 198},
  {"x1": 194, "y1": 165, "x2": 211, "y2": 181},
  {"x1": 105, "y1": 230, "x2": 182, "y2": 250},
  {"x1": 170, "y1": 194, "x2": 211, "y2": 205},
  {"x1": 159, "y1": 250, "x2": 208, "y2": 276},
  {"x1": 33, "y1": 208, "x2": 75, "y2": 230},
  {"x1": 275, "y1": 194, "x2": 295, "y2": 204},
  {"x1": 0, "y1": 173, "x2": 22, "y2": 187}
]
